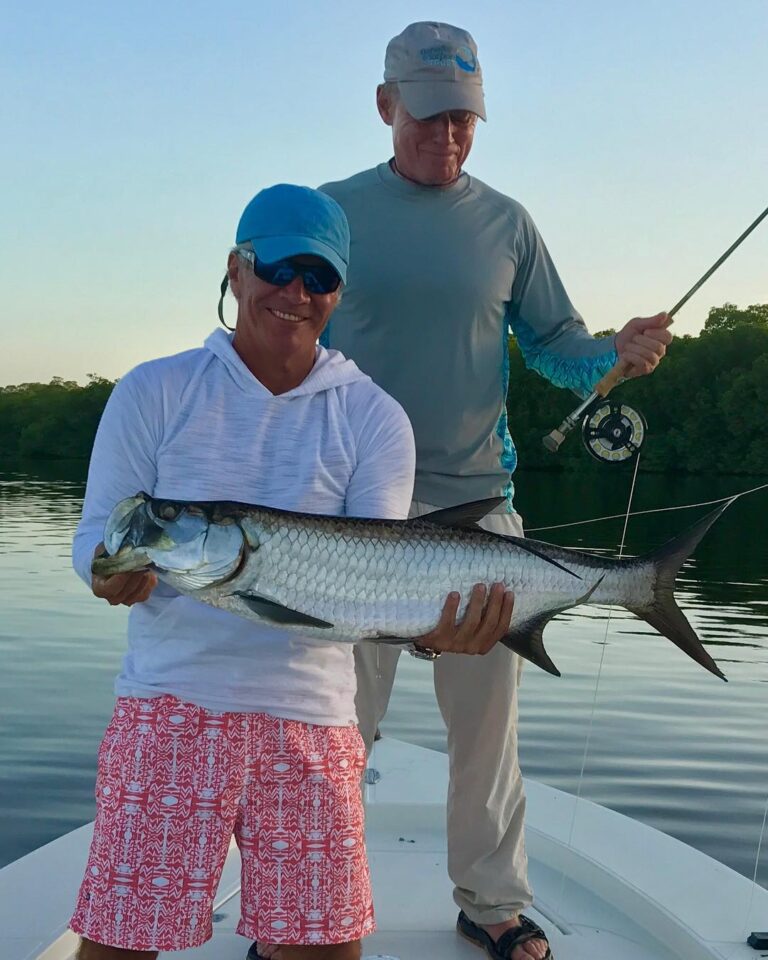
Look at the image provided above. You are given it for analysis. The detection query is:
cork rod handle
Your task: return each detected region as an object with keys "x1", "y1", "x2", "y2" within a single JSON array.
[{"x1": 593, "y1": 358, "x2": 633, "y2": 398}]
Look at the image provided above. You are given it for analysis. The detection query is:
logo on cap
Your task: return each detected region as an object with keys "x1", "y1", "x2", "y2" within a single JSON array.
[
  {"x1": 455, "y1": 45, "x2": 477, "y2": 73},
  {"x1": 419, "y1": 44, "x2": 477, "y2": 73}
]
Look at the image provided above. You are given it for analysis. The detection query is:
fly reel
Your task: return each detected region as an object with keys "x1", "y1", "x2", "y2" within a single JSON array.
[
  {"x1": 541, "y1": 206, "x2": 768, "y2": 462},
  {"x1": 580, "y1": 400, "x2": 647, "y2": 463}
]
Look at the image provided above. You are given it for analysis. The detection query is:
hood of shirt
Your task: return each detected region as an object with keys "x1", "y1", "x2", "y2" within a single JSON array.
[{"x1": 203, "y1": 328, "x2": 369, "y2": 398}]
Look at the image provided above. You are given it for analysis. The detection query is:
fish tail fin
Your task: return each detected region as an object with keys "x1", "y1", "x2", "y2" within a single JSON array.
[{"x1": 628, "y1": 499, "x2": 735, "y2": 681}]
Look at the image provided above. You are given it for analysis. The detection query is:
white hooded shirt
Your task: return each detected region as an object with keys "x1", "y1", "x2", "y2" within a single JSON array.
[{"x1": 72, "y1": 329, "x2": 415, "y2": 724}]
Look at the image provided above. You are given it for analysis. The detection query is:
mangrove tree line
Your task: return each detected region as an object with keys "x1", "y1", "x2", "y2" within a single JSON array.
[{"x1": 2, "y1": 304, "x2": 767, "y2": 474}]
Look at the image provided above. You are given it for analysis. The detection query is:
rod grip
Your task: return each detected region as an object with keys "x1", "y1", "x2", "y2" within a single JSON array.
[{"x1": 593, "y1": 358, "x2": 632, "y2": 397}]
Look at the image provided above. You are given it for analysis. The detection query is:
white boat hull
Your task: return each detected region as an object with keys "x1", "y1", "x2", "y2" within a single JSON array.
[{"x1": 1, "y1": 738, "x2": 765, "y2": 960}]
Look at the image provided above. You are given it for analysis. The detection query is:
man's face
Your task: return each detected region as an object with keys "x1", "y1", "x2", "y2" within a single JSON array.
[
  {"x1": 378, "y1": 87, "x2": 478, "y2": 186},
  {"x1": 229, "y1": 253, "x2": 339, "y2": 364}
]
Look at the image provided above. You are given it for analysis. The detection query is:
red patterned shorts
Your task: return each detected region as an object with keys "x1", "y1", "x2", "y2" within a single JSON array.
[{"x1": 70, "y1": 696, "x2": 374, "y2": 950}]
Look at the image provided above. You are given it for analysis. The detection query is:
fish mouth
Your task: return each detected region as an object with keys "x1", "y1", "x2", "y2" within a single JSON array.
[
  {"x1": 92, "y1": 494, "x2": 246, "y2": 588},
  {"x1": 93, "y1": 493, "x2": 168, "y2": 578},
  {"x1": 92, "y1": 545, "x2": 153, "y2": 577}
]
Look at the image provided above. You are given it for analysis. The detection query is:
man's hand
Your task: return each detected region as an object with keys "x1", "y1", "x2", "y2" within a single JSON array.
[
  {"x1": 414, "y1": 583, "x2": 514, "y2": 655},
  {"x1": 614, "y1": 312, "x2": 672, "y2": 378},
  {"x1": 91, "y1": 544, "x2": 157, "y2": 607}
]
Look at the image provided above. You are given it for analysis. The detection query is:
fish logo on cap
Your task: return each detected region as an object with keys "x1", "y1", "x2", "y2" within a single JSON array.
[
  {"x1": 455, "y1": 45, "x2": 477, "y2": 73},
  {"x1": 419, "y1": 43, "x2": 477, "y2": 73},
  {"x1": 385, "y1": 22, "x2": 486, "y2": 121}
]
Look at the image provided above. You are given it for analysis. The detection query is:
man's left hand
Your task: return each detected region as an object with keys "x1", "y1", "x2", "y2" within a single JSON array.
[{"x1": 614, "y1": 312, "x2": 672, "y2": 378}]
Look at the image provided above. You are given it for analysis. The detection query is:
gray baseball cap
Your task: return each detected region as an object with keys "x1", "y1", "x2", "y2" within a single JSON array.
[{"x1": 384, "y1": 21, "x2": 486, "y2": 121}]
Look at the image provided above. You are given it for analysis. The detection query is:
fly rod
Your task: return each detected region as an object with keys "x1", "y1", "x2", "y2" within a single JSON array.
[{"x1": 542, "y1": 203, "x2": 768, "y2": 455}]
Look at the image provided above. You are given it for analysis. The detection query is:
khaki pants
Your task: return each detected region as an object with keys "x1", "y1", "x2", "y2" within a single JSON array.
[{"x1": 354, "y1": 500, "x2": 532, "y2": 926}]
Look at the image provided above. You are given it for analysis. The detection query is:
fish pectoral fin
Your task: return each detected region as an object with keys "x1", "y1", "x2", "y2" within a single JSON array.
[
  {"x1": 501, "y1": 578, "x2": 604, "y2": 677},
  {"x1": 418, "y1": 497, "x2": 506, "y2": 530},
  {"x1": 233, "y1": 593, "x2": 333, "y2": 629}
]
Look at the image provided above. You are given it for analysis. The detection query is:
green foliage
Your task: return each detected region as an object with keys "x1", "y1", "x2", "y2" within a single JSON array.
[
  {"x1": 0, "y1": 375, "x2": 115, "y2": 460},
  {"x1": 3, "y1": 303, "x2": 767, "y2": 473},
  {"x1": 703, "y1": 302, "x2": 768, "y2": 333},
  {"x1": 510, "y1": 305, "x2": 768, "y2": 476}
]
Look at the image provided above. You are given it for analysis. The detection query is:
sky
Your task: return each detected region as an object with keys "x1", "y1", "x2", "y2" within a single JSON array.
[{"x1": 2, "y1": 0, "x2": 766, "y2": 386}]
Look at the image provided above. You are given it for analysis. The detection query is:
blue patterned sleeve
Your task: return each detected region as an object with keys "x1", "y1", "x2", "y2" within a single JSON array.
[
  {"x1": 507, "y1": 205, "x2": 618, "y2": 396},
  {"x1": 512, "y1": 316, "x2": 618, "y2": 396}
]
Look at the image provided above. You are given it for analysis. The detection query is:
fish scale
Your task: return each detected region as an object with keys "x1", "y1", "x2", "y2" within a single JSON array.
[
  {"x1": 92, "y1": 493, "x2": 732, "y2": 680},
  {"x1": 220, "y1": 514, "x2": 641, "y2": 637}
]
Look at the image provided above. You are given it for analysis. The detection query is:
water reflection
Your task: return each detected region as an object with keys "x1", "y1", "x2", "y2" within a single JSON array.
[{"x1": 1, "y1": 461, "x2": 767, "y2": 893}]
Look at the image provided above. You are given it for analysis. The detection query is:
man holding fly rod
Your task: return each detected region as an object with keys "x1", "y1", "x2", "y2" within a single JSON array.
[{"x1": 313, "y1": 21, "x2": 672, "y2": 960}]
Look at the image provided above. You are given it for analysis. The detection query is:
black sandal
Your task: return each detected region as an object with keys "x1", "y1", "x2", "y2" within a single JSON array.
[
  {"x1": 245, "y1": 942, "x2": 269, "y2": 960},
  {"x1": 457, "y1": 909, "x2": 553, "y2": 959}
]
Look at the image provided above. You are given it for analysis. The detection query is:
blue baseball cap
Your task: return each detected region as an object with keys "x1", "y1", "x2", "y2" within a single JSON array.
[{"x1": 235, "y1": 184, "x2": 350, "y2": 283}]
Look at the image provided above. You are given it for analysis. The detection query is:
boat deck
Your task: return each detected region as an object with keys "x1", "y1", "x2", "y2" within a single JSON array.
[{"x1": 1, "y1": 738, "x2": 765, "y2": 960}]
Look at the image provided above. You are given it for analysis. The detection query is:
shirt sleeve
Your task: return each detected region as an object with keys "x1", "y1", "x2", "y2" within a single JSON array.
[
  {"x1": 343, "y1": 386, "x2": 415, "y2": 520},
  {"x1": 72, "y1": 367, "x2": 163, "y2": 586},
  {"x1": 508, "y1": 208, "x2": 618, "y2": 396}
]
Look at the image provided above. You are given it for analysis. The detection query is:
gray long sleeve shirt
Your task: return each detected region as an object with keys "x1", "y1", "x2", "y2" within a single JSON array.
[{"x1": 321, "y1": 162, "x2": 618, "y2": 508}]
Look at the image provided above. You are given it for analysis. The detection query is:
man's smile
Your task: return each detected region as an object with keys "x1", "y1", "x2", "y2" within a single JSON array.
[{"x1": 269, "y1": 308, "x2": 307, "y2": 323}]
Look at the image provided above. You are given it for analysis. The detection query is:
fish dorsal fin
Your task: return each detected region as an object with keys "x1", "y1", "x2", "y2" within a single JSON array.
[
  {"x1": 480, "y1": 531, "x2": 582, "y2": 579},
  {"x1": 233, "y1": 592, "x2": 333, "y2": 629},
  {"x1": 419, "y1": 497, "x2": 506, "y2": 529},
  {"x1": 420, "y1": 500, "x2": 581, "y2": 579}
]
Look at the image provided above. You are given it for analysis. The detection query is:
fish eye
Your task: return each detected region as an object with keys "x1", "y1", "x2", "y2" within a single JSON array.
[{"x1": 151, "y1": 501, "x2": 185, "y2": 523}]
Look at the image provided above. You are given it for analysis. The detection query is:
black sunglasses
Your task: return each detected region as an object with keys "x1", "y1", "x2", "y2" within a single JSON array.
[{"x1": 239, "y1": 249, "x2": 341, "y2": 294}]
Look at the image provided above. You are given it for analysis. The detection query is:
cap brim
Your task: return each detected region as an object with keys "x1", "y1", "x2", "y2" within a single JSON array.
[
  {"x1": 397, "y1": 81, "x2": 486, "y2": 121},
  {"x1": 251, "y1": 236, "x2": 347, "y2": 284}
]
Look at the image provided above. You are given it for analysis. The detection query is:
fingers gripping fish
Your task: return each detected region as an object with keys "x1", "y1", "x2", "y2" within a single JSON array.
[{"x1": 93, "y1": 494, "x2": 730, "y2": 679}]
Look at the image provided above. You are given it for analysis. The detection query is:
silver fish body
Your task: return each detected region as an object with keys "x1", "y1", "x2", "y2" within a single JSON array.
[{"x1": 92, "y1": 493, "x2": 730, "y2": 679}]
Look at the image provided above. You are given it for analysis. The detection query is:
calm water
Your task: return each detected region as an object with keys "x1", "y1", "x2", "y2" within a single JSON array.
[{"x1": 1, "y1": 460, "x2": 767, "y2": 895}]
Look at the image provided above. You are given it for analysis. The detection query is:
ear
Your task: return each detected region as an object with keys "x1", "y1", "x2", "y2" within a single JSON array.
[
  {"x1": 227, "y1": 251, "x2": 242, "y2": 300},
  {"x1": 376, "y1": 84, "x2": 395, "y2": 126}
]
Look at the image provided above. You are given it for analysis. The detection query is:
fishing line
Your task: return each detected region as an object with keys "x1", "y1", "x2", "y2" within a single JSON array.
[
  {"x1": 732, "y1": 793, "x2": 768, "y2": 959},
  {"x1": 526, "y1": 481, "x2": 768, "y2": 534},
  {"x1": 546, "y1": 467, "x2": 768, "y2": 945},
  {"x1": 556, "y1": 453, "x2": 643, "y2": 912}
]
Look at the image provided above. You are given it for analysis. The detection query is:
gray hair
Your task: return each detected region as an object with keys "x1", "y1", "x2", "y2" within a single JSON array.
[
  {"x1": 231, "y1": 241, "x2": 253, "y2": 262},
  {"x1": 220, "y1": 243, "x2": 253, "y2": 313},
  {"x1": 379, "y1": 81, "x2": 400, "y2": 104}
]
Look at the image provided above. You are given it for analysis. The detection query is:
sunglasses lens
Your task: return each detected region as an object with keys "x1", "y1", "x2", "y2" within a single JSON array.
[
  {"x1": 302, "y1": 265, "x2": 341, "y2": 294},
  {"x1": 254, "y1": 261, "x2": 294, "y2": 286},
  {"x1": 254, "y1": 258, "x2": 340, "y2": 294}
]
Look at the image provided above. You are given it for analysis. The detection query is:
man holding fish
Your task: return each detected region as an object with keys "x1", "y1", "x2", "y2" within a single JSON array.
[
  {"x1": 318, "y1": 21, "x2": 673, "y2": 960},
  {"x1": 70, "y1": 184, "x2": 517, "y2": 960}
]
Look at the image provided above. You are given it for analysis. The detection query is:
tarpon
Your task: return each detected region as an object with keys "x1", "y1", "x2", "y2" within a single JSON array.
[{"x1": 92, "y1": 493, "x2": 731, "y2": 679}]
